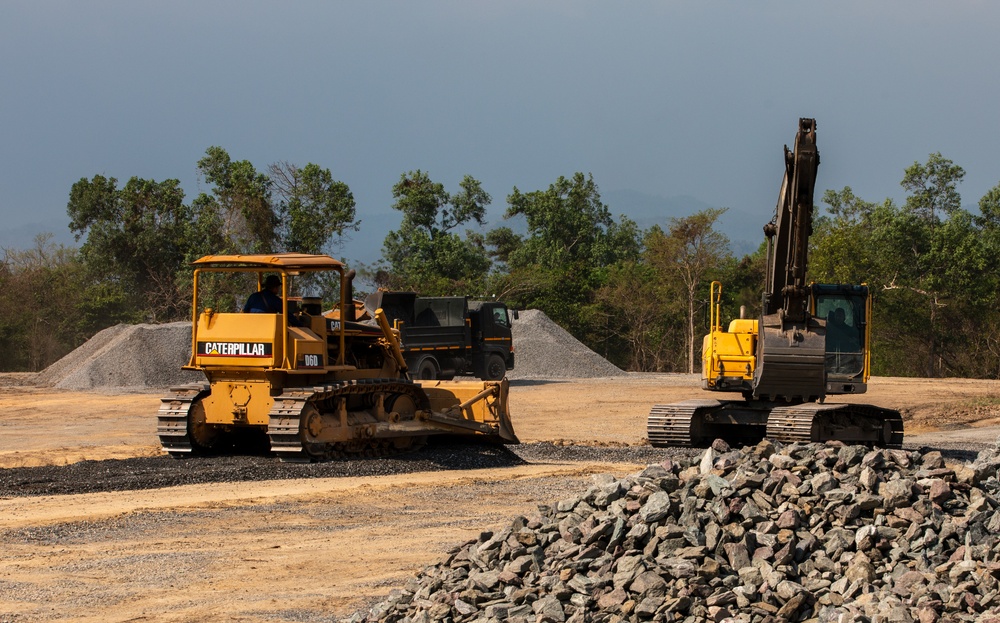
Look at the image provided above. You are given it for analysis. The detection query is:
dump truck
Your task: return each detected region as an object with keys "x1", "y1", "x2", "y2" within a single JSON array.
[
  {"x1": 156, "y1": 254, "x2": 518, "y2": 462},
  {"x1": 364, "y1": 291, "x2": 516, "y2": 381},
  {"x1": 647, "y1": 118, "x2": 903, "y2": 448}
]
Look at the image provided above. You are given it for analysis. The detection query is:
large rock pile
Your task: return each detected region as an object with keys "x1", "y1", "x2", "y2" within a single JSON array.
[
  {"x1": 509, "y1": 310, "x2": 625, "y2": 380},
  {"x1": 348, "y1": 442, "x2": 1000, "y2": 623}
]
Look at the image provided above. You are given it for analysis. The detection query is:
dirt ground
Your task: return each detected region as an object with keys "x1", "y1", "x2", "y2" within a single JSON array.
[{"x1": 2, "y1": 373, "x2": 1000, "y2": 622}]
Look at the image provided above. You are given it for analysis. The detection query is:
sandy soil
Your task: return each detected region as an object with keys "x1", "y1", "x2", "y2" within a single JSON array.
[{"x1": 2, "y1": 374, "x2": 1000, "y2": 621}]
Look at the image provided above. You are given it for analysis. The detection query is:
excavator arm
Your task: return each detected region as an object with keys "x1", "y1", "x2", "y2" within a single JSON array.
[
  {"x1": 762, "y1": 117, "x2": 819, "y2": 321},
  {"x1": 753, "y1": 118, "x2": 826, "y2": 402}
]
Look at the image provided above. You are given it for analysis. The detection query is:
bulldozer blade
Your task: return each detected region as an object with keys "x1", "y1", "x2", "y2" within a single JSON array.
[{"x1": 416, "y1": 378, "x2": 519, "y2": 443}]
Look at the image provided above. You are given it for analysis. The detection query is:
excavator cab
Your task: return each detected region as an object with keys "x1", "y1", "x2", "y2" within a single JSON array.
[{"x1": 811, "y1": 283, "x2": 870, "y2": 394}]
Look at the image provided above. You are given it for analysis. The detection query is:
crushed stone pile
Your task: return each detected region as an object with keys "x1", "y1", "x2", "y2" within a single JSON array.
[
  {"x1": 33, "y1": 308, "x2": 621, "y2": 390},
  {"x1": 37, "y1": 322, "x2": 201, "y2": 391},
  {"x1": 509, "y1": 310, "x2": 625, "y2": 380},
  {"x1": 347, "y1": 441, "x2": 1000, "y2": 623}
]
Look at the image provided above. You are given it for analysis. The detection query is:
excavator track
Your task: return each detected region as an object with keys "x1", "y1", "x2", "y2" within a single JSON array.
[
  {"x1": 156, "y1": 383, "x2": 212, "y2": 457},
  {"x1": 267, "y1": 378, "x2": 432, "y2": 463},
  {"x1": 647, "y1": 400, "x2": 722, "y2": 447},
  {"x1": 648, "y1": 400, "x2": 903, "y2": 449},
  {"x1": 766, "y1": 403, "x2": 904, "y2": 448}
]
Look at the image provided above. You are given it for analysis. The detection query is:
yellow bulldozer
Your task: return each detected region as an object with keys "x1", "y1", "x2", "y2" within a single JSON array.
[{"x1": 156, "y1": 253, "x2": 518, "y2": 461}]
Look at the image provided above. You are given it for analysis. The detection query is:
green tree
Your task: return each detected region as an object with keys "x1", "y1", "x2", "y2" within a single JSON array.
[
  {"x1": 812, "y1": 157, "x2": 988, "y2": 377},
  {"x1": 0, "y1": 236, "x2": 90, "y2": 371},
  {"x1": 890, "y1": 154, "x2": 968, "y2": 376},
  {"x1": 968, "y1": 182, "x2": 1000, "y2": 375},
  {"x1": 900, "y1": 152, "x2": 965, "y2": 223},
  {"x1": 67, "y1": 175, "x2": 193, "y2": 322},
  {"x1": 269, "y1": 161, "x2": 359, "y2": 255},
  {"x1": 498, "y1": 173, "x2": 640, "y2": 347},
  {"x1": 380, "y1": 171, "x2": 492, "y2": 295},
  {"x1": 810, "y1": 187, "x2": 889, "y2": 285},
  {"x1": 644, "y1": 209, "x2": 731, "y2": 373},
  {"x1": 195, "y1": 147, "x2": 275, "y2": 254},
  {"x1": 595, "y1": 260, "x2": 684, "y2": 372}
]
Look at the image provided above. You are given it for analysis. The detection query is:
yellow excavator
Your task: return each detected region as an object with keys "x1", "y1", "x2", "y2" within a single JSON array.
[
  {"x1": 156, "y1": 254, "x2": 518, "y2": 461},
  {"x1": 648, "y1": 118, "x2": 903, "y2": 448}
]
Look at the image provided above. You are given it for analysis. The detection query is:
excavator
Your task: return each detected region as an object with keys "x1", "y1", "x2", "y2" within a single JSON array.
[
  {"x1": 156, "y1": 253, "x2": 518, "y2": 462},
  {"x1": 648, "y1": 118, "x2": 904, "y2": 448}
]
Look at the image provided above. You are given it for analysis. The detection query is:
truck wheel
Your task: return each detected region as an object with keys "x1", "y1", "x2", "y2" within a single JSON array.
[
  {"x1": 416, "y1": 357, "x2": 438, "y2": 380},
  {"x1": 484, "y1": 354, "x2": 506, "y2": 381}
]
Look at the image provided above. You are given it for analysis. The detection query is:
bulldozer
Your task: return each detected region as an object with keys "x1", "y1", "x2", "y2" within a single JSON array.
[
  {"x1": 156, "y1": 253, "x2": 518, "y2": 462},
  {"x1": 648, "y1": 118, "x2": 904, "y2": 449}
]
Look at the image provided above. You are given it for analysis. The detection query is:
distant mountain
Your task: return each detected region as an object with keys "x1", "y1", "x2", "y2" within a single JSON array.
[
  {"x1": 0, "y1": 218, "x2": 78, "y2": 252},
  {"x1": 603, "y1": 189, "x2": 766, "y2": 257}
]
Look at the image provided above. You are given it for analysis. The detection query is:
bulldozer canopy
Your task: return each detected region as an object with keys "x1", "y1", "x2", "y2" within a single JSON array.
[{"x1": 192, "y1": 254, "x2": 344, "y2": 272}]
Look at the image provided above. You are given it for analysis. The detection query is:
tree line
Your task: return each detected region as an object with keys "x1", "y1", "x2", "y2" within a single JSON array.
[{"x1": 1, "y1": 148, "x2": 998, "y2": 380}]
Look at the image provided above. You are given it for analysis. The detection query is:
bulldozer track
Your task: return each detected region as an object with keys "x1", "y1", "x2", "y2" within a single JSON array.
[
  {"x1": 267, "y1": 378, "x2": 432, "y2": 462},
  {"x1": 155, "y1": 383, "x2": 212, "y2": 457}
]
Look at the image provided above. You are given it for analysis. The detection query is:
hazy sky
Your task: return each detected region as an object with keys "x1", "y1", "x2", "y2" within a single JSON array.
[{"x1": 2, "y1": 2, "x2": 998, "y2": 264}]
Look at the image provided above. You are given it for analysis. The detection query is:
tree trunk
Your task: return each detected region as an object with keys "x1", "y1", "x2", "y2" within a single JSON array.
[{"x1": 687, "y1": 284, "x2": 696, "y2": 374}]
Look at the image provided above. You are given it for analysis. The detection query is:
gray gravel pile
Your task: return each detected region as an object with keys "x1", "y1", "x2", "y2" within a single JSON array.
[
  {"x1": 37, "y1": 322, "x2": 201, "y2": 391},
  {"x1": 35, "y1": 323, "x2": 131, "y2": 386},
  {"x1": 510, "y1": 310, "x2": 625, "y2": 380},
  {"x1": 31, "y1": 308, "x2": 621, "y2": 391},
  {"x1": 348, "y1": 440, "x2": 1000, "y2": 623}
]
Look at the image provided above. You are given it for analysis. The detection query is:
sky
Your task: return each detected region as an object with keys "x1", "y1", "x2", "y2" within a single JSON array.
[{"x1": 2, "y1": 1, "x2": 998, "y2": 265}]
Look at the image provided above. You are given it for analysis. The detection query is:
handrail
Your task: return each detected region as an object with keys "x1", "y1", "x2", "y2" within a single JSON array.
[
  {"x1": 281, "y1": 274, "x2": 291, "y2": 369},
  {"x1": 189, "y1": 269, "x2": 200, "y2": 367},
  {"x1": 710, "y1": 281, "x2": 723, "y2": 333}
]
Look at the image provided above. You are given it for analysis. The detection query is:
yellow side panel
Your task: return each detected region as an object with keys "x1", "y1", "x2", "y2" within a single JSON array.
[
  {"x1": 289, "y1": 326, "x2": 326, "y2": 370},
  {"x1": 703, "y1": 326, "x2": 756, "y2": 384},
  {"x1": 728, "y1": 318, "x2": 758, "y2": 334},
  {"x1": 194, "y1": 312, "x2": 281, "y2": 368}
]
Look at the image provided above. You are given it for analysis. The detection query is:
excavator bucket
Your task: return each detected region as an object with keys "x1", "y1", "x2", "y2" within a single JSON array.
[{"x1": 416, "y1": 378, "x2": 519, "y2": 443}]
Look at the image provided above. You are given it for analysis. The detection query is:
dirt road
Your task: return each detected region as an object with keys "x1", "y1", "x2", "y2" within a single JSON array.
[{"x1": 1, "y1": 374, "x2": 999, "y2": 621}]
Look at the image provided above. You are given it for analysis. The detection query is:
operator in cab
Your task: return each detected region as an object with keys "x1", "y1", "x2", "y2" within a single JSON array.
[
  {"x1": 243, "y1": 275, "x2": 283, "y2": 314},
  {"x1": 244, "y1": 274, "x2": 307, "y2": 327}
]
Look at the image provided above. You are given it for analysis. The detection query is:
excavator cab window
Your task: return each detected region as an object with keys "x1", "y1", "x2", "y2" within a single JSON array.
[{"x1": 813, "y1": 289, "x2": 866, "y2": 377}]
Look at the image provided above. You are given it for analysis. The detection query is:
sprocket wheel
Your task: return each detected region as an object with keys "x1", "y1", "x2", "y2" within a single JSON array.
[
  {"x1": 299, "y1": 403, "x2": 328, "y2": 460},
  {"x1": 188, "y1": 399, "x2": 226, "y2": 454}
]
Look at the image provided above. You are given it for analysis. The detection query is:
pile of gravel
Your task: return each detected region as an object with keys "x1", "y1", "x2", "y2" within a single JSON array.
[
  {"x1": 37, "y1": 322, "x2": 201, "y2": 391},
  {"x1": 347, "y1": 441, "x2": 1000, "y2": 623},
  {"x1": 509, "y1": 310, "x2": 625, "y2": 380},
  {"x1": 32, "y1": 308, "x2": 622, "y2": 391}
]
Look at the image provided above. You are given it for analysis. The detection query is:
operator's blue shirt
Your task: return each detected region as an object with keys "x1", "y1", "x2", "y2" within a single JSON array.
[{"x1": 243, "y1": 289, "x2": 282, "y2": 314}]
